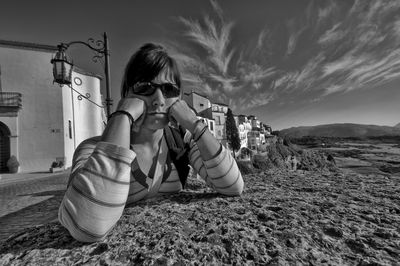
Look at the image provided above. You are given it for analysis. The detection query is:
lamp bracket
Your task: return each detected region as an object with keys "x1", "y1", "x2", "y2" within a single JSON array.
[{"x1": 63, "y1": 37, "x2": 106, "y2": 54}]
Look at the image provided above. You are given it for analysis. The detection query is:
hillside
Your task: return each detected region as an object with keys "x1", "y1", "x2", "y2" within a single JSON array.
[
  {"x1": 395, "y1": 123, "x2": 400, "y2": 128},
  {"x1": 279, "y1": 123, "x2": 400, "y2": 138}
]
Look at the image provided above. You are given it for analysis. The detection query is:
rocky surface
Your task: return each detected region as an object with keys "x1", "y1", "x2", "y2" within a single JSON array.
[{"x1": 1, "y1": 169, "x2": 399, "y2": 265}]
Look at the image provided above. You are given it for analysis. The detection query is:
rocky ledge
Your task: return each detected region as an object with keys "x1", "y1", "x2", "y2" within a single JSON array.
[{"x1": 1, "y1": 169, "x2": 399, "y2": 265}]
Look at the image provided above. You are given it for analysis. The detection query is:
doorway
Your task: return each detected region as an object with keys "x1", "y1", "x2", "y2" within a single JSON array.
[{"x1": 0, "y1": 122, "x2": 10, "y2": 173}]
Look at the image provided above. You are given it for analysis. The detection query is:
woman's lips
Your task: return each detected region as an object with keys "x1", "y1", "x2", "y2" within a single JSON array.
[{"x1": 148, "y1": 112, "x2": 167, "y2": 118}]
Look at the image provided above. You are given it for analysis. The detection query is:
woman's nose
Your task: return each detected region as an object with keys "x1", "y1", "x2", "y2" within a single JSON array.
[{"x1": 152, "y1": 88, "x2": 165, "y2": 107}]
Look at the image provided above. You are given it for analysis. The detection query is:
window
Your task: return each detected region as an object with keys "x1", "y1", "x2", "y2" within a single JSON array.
[
  {"x1": 209, "y1": 121, "x2": 214, "y2": 131},
  {"x1": 68, "y1": 120, "x2": 72, "y2": 139},
  {"x1": 216, "y1": 116, "x2": 221, "y2": 125},
  {"x1": 200, "y1": 103, "x2": 204, "y2": 107},
  {"x1": 218, "y1": 130, "x2": 222, "y2": 136}
]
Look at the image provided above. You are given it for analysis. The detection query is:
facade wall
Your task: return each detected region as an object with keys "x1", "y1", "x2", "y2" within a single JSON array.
[
  {"x1": 247, "y1": 131, "x2": 261, "y2": 150},
  {"x1": 191, "y1": 93, "x2": 211, "y2": 114},
  {"x1": 62, "y1": 70, "x2": 105, "y2": 168},
  {"x1": 212, "y1": 103, "x2": 228, "y2": 114},
  {"x1": 0, "y1": 46, "x2": 64, "y2": 172},
  {"x1": 251, "y1": 119, "x2": 260, "y2": 129},
  {"x1": 212, "y1": 111, "x2": 226, "y2": 145},
  {"x1": 0, "y1": 42, "x2": 104, "y2": 172},
  {"x1": 238, "y1": 121, "x2": 251, "y2": 149},
  {"x1": 197, "y1": 116, "x2": 216, "y2": 137}
]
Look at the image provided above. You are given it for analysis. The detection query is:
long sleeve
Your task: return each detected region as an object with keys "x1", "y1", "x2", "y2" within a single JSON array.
[
  {"x1": 188, "y1": 136, "x2": 244, "y2": 196},
  {"x1": 58, "y1": 137, "x2": 135, "y2": 242}
]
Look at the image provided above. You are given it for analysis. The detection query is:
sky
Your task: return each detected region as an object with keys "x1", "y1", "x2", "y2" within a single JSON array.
[{"x1": 1, "y1": 0, "x2": 399, "y2": 130}]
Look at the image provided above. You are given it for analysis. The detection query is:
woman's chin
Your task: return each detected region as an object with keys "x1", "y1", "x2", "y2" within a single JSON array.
[{"x1": 144, "y1": 116, "x2": 169, "y2": 130}]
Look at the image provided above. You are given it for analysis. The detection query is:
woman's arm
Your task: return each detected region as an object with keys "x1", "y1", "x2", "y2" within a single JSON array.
[
  {"x1": 169, "y1": 100, "x2": 244, "y2": 196},
  {"x1": 187, "y1": 133, "x2": 244, "y2": 196},
  {"x1": 58, "y1": 98, "x2": 145, "y2": 242}
]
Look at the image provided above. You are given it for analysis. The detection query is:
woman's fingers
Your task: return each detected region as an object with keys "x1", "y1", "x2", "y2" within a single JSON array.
[{"x1": 117, "y1": 97, "x2": 146, "y2": 121}]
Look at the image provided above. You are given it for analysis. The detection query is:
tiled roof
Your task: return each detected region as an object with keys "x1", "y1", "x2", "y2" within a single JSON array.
[
  {"x1": 213, "y1": 102, "x2": 228, "y2": 106},
  {"x1": 184, "y1": 90, "x2": 209, "y2": 99}
]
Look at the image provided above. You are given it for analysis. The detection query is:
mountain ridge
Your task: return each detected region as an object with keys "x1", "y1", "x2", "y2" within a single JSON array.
[{"x1": 279, "y1": 123, "x2": 400, "y2": 138}]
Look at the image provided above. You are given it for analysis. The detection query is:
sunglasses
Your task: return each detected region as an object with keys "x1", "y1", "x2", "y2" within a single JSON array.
[{"x1": 132, "y1": 82, "x2": 180, "y2": 98}]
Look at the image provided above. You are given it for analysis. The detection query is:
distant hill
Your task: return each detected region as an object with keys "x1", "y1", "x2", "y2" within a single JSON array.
[
  {"x1": 279, "y1": 123, "x2": 400, "y2": 138},
  {"x1": 395, "y1": 123, "x2": 400, "y2": 128}
]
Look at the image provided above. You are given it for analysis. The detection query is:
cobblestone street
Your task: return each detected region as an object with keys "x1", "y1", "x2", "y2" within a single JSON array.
[{"x1": 0, "y1": 171, "x2": 69, "y2": 241}]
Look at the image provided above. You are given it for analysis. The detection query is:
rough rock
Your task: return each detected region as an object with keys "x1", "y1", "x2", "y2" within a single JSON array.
[{"x1": 1, "y1": 170, "x2": 399, "y2": 265}]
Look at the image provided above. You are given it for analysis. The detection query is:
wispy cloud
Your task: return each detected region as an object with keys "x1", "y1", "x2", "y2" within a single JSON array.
[
  {"x1": 318, "y1": 23, "x2": 345, "y2": 45},
  {"x1": 168, "y1": 0, "x2": 400, "y2": 112},
  {"x1": 177, "y1": 16, "x2": 234, "y2": 75},
  {"x1": 286, "y1": 18, "x2": 307, "y2": 56},
  {"x1": 321, "y1": 84, "x2": 344, "y2": 96},
  {"x1": 257, "y1": 29, "x2": 269, "y2": 50}
]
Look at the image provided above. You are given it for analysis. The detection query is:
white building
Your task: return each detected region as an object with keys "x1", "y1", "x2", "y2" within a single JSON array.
[
  {"x1": 0, "y1": 40, "x2": 106, "y2": 173},
  {"x1": 182, "y1": 90, "x2": 215, "y2": 137},
  {"x1": 211, "y1": 102, "x2": 228, "y2": 146}
]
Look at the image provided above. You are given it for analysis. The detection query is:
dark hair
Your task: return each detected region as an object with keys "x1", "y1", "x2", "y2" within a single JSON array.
[{"x1": 121, "y1": 43, "x2": 181, "y2": 98}]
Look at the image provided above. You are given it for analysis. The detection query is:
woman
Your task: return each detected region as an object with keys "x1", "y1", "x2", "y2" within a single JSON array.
[{"x1": 58, "y1": 43, "x2": 244, "y2": 242}]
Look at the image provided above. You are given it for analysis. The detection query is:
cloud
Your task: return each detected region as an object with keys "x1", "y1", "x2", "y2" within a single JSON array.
[
  {"x1": 321, "y1": 84, "x2": 345, "y2": 96},
  {"x1": 318, "y1": 23, "x2": 345, "y2": 44},
  {"x1": 348, "y1": 49, "x2": 400, "y2": 87},
  {"x1": 208, "y1": 73, "x2": 238, "y2": 93},
  {"x1": 257, "y1": 29, "x2": 269, "y2": 50},
  {"x1": 177, "y1": 16, "x2": 234, "y2": 75},
  {"x1": 322, "y1": 56, "x2": 363, "y2": 77},
  {"x1": 238, "y1": 92, "x2": 274, "y2": 110},
  {"x1": 392, "y1": 18, "x2": 400, "y2": 39},
  {"x1": 285, "y1": 19, "x2": 307, "y2": 56},
  {"x1": 318, "y1": 1, "x2": 334, "y2": 20},
  {"x1": 294, "y1": 54, "x2": 325, "y2": 89},
  {"x1": 168, "y1": 0, "x2": 400, "y2": 113},
  {"x1": 237, "y1": 63, "x2": 276, "y2": 85}
]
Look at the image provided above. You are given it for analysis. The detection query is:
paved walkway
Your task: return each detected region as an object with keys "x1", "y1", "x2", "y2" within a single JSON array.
[
  {"x1": 0, "y1": 170, "x2": 67, "y2": 186},
  {"x1": 0, "y1": 170, "x2": 70, "y2": 241}
]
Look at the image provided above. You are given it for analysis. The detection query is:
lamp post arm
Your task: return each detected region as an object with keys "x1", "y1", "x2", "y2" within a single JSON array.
[{"x1": 62, "y1": 39, "x2": 106, "y2": 54}]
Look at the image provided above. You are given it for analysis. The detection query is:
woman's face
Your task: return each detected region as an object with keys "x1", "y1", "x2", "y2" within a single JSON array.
[{"x1": 130, "y1": 70, "x2": 180, "y2": 131}]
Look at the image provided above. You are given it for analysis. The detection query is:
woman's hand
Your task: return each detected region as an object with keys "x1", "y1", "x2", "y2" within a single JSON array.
[
  {"x1": 116, "y1": 97, "x2": 146, "y2": 131},
  {"x1": 168, "y1": 99, "x2": 199, "y2": 133}
]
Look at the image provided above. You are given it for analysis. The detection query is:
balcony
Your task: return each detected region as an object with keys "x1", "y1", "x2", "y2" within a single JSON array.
[{"x1": 0, "y1": 92, "x2": 22, "y2": 114}]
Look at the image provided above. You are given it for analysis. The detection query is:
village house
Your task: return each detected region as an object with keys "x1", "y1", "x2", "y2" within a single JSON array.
[
  {"x1": 236, "y1": 115, "x2": 251, "y2": 149},
  {"x1": 0, "y1": 40, "x2": 105, "y2": 173},
  {"x1": 183, "y1": 90, "x2": 273, "y2": 154},
  {"x1": 182, "y1": 90, "x2": 215, "y2": 137}
]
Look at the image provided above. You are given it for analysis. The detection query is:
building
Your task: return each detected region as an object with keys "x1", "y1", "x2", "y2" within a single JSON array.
[
  {"x1": 247, "y1": 131, "x2": 261, "y2": 150},
  {"x1": 248, "y1": 115, "x2": 261, "y2": 130},
  {"x1": 211, "y1": 102, "x2": 228, "y2": 146},
  {"x1": 212, "y1": 102, "x2": 228, "y2": 114},
  {"x1": 236, "y1": 115, "x2": 252, "y2": 149},
  {"x1": 0, "y1": 40, "x2": 105, "y2": 173},
  {"x1": 183, "y1": 90, "x2": 215, "y2": 137},
  {"x1": 183, "y1": 90, "x2": 211, "y2": 114}
]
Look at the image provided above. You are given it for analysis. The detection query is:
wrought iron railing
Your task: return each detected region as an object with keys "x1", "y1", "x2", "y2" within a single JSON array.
[{"x1": 0, "y1": 92, "x2": 22, "y2": 108}]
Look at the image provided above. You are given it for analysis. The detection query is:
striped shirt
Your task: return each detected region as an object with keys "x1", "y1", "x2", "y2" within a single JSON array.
[{"x1": 58, "y1": 132, "x2": 243, "y2": 242}]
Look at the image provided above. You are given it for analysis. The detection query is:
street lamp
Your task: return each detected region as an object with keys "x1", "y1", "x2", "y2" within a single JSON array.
[{"x1": 51, "y1": 32, "x2": 113, "y2": 117}]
